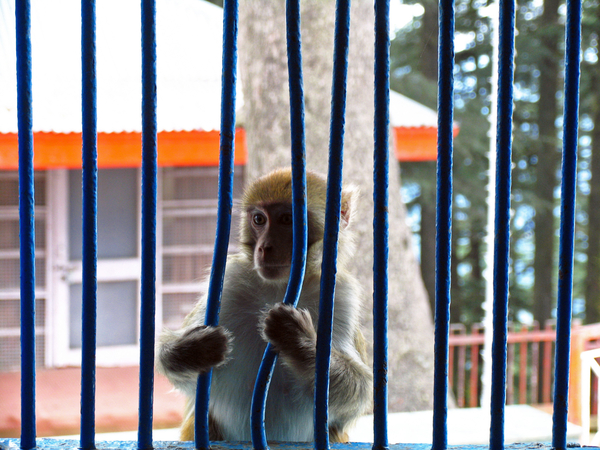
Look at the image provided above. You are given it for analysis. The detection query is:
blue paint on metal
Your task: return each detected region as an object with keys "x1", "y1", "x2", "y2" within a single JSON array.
[
  {"x1": 195, "y1": 372, "x2": 213, "y2": 450},
  {"x1": 201, "y1": 0, "x2": 238, "y2": 330},
  {"x1": 15, "y1": 0, "x2": 36, "y2": 448},
  {"x1": 432, "y1": 0, "x2": 454, "y2": 445},
  {"x1": 314, "y1": 0, "x2": 351, "y2": 448},
  {"x1": 138, "y1": 0, "x2": 158, "y2": 448},
  {"x1": 195, "y1": 0, "x2": 238, "y2": 446},
  {"x1": 80, "y1": 0, "x2": 98, "y2": 448},
  {"x1": 489, "y1": 0, "x2": 515, "y2": 448},
  {"x1": 552, "y1": 0, "x2": 581, "y2": 448},
  {"x1": 251, "y1": 346, "x2": 278, "y2": 450},
  {"x1": 373, "y1": 0, "x2": 390, "y2": 448},
  {"x1": 0, "y1": 438, "x2": 581, "y2": 450},
  {"x1": 11, "y1": 0, "x2": 585, "y2": 445},
  {"x1": 283, "y1": 0, "x2": 308, "y2": 315},
  {"x1": 250, "y1": 0, "x2": 308, "y2": 446}
]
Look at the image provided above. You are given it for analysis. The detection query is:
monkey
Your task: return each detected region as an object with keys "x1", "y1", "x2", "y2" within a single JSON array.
[{"x1": 156, "y1": 168, "x2": 372, "y2": 443}]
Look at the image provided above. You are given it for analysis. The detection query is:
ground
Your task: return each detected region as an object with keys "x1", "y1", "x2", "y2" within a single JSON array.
[{"x1": 0, "y1": 367, "x2": 184, "y2": 438}]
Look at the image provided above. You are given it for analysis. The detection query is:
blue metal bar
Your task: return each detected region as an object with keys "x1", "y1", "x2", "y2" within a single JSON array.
[
  {"x1": 314, "y1": 1, "x2": 351, "y2": 448},
  {"x1": 16, "y1": 0, "x2": 36, "y2": 448},
  {"x1": 552, "y1": 0, "x2": 581, "y2": 447},
  {"x1": 432, "y1": 0, "x2": 454, "y2": 445},
  {"x1": 80, "y1": 0, "x2": 98, "y2": 448},
  {"x1": 251, "y1": 348, "x2": 277, "y2": 450},
  {"x1": 195, "y1": 0, "x2": 238, "y2": 446},
  {"x1": 284, "y1": 0, "x2": 308, "y2": 302},
  {"x1": 372, "y1": 0, "x2": 389, "y2": 448},
  {"x1": 489, "y1": 0, "x2": 515, "y2": 448},
  {"x1": 138, "y1": 0, "x2": 158, "y2": 448},
  {"x1": 250, "y1": 0, "x2": 308, "y2": 446},
  {"x1": 2, "y1": 439, "x2": 570, "y2": 450}
]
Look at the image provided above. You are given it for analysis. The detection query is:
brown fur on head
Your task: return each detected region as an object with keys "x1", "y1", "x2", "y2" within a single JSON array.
[
  {"x1": 239, "y1": 168, "x2": 358, "y2": 267},
  {"x1": 241, "y1": 168, "x2": 327, "y2": 217}
]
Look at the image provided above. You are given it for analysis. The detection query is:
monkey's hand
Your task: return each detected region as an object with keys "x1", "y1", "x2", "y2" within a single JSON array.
[
  {"x1": 261, "y1": 303, "x2": 317, "y2": 374},
  {"x1": 158, "y1": 325, "x2": 232, "y2": 375}
]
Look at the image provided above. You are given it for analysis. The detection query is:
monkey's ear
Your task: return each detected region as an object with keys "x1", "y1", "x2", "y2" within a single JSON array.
[{"x1": 340, "y1": 185, "x2": 359, "y2": 229}]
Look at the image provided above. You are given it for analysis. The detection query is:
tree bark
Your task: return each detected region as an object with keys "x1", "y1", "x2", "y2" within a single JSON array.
[
  {"x1": 239, "y1": 0, "x2": 435, "y2": 412},
  {"x1": 420, "y1": 195, "x2": 437, "y2": 313},
  {"x1": 419, "y1": 0, "x2": 438, "y2": 81},
  {"x1": 585, "y1": 65, "x2": 600, "y2": 324},
  {"x1": 414, "y1": 0, "x2": 438, "y2": 310},
  {"x1": 533, "y1": 0, "x2": 561, "y2": 327}
]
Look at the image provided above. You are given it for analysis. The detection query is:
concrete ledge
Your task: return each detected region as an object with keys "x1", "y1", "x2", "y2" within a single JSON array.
[
  {"x1": 0, "y1": 369, "x2": 584, "y2": 446},
  {"x1": 0, "y1": 439, "x2": 587, "y2": 450},
  {"x1": 350, "y1": 405, "x2": 583, "y2": 445}
]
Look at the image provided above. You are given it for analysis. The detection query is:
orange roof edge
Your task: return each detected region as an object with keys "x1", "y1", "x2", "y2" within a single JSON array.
[
  {"x1": 394, "y1": 125, "x2": 460, "y2": 162},
  {"x1": 1, "y1": 124, "x2": 460, "y2": 168},
  {"x1": 0, "y1": 129, "x2": 248, "y2": 170}
]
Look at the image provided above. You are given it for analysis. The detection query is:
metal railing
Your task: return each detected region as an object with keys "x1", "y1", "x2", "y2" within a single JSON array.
[{"x1": 7, "y1": 0, "x2": 583, "y2": 448}]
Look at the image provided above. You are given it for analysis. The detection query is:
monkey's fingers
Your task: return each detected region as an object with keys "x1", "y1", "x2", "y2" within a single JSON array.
[
  {"x1": 262, "y1": 303, "x2": 316, "y2": 354},
  {"x1": 164, "y1": 325, "x2": 232, "y2": 374}
]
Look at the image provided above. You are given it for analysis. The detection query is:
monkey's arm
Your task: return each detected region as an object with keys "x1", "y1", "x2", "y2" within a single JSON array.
[
  {"x1": 156, "y1": 325, "x2": 232, "y2": 390},
  {"x1": 262, "y1": 303, "x2": 372, "y2": 423}
]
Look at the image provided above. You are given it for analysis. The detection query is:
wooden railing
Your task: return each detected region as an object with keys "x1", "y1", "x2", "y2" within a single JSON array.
[{"x1": 448, "y1": 321, "x2": 600, "y2": 425}]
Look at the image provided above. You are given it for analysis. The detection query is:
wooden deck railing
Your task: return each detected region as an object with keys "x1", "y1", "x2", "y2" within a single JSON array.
[{"x1": 448, "y1": 321, "x2": 600, "y2": 425}]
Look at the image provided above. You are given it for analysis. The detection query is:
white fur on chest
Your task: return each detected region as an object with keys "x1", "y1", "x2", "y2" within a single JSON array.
[
  {"x1": 210, "y1": 281, "x2": 315, "y2": 442},
  {"x1": 204, "y1": 262, "x2": 361, "y2": 442}
]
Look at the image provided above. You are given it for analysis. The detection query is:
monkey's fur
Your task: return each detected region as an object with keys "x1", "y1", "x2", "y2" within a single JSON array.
[{"x1": 157, "y1": 168, "x2": 372, "y2": 442}]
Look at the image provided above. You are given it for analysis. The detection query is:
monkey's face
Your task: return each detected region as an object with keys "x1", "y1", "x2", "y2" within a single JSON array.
[{"x1": 248, "y1": 203, "x2": 295, "y2": 282}]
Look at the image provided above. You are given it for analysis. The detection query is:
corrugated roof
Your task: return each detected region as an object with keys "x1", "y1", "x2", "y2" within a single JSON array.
[
  {"x1": 389, "y1": 91, "x2": 438, "y2": 129},
  {"x1": 0, "y1": 0, "x2": 239, "y2": 133},
  {"x1": 0, "y1": 0, "x2": 439, "y2": 134}
]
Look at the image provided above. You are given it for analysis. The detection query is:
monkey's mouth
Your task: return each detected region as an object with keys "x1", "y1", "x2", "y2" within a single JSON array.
[{"x1": 256, "y1": 264, "x2": 291, "y2": 281}]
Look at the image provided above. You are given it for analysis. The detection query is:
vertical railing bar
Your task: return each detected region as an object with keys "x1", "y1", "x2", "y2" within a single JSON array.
[
  {"x1": 15, "y1": 0, "x2": 36, "y2": 448},
  {"x1": 448, "y1": 343, "x2": 454, "y2": 392},
  {"x1": 80, "y1": 0, "x2": 98, "y2": 447},
  {"x1": 250, "y1": 348, "x2": 276, "y2": 450},
  {"x1": 470, "y1": 344, "x2": 480, "y2": 407},
  {"x1": 489, "y1": 0, "x2": 515, "y2": 446},
  {"x1": 506, "y1": 338, "x2": 514, "y2": 404},
  {"x1": 249, "y1": 0, "x2": 308, "y2": 446},
  {"x1": 138, "y1": 0, "x2": 158, "y2": 448},
  {"x1": 314, "y1": 0, "x2": 351, "y2": 448},
  {"x1": 373, "y1": 0, "x2": 389, "y2": 447},
  {"x1": 531, "y1": 328, "x2": 540, "y2": 404},
  {"x1": 543, "y1": 326, "x2": 553, "y2": 403},
  {"x1": 432, "y1": 0, "x2": 454, "y2": 442},
  {"x1": 458, "y1": 336, "x2": 466, "y2": 407},
  {"x1": 284, "y1": 0, "x2": 308, "y2": 312},
  {"x1": 194, "y1": 0, "x2": 238, "y2": 446},
  {"x1": 551, "y1": 0, "x2": 581, "y2": 446},
  {"x1": 519, "y1": 329, "x2": 528, "y2": 404}
]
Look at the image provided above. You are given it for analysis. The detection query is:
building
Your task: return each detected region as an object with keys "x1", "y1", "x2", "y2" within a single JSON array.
[{"x1": 0, "y1": 0, "x2": 451, "y2": 371}]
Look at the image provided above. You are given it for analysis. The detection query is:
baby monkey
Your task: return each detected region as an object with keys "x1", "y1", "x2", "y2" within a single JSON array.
[{"x1": 157, "y1": 168, "x2": 372, "y2": 442}]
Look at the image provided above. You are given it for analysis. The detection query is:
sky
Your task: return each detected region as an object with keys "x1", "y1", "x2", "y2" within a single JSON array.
[{"x1": 390, "y1": 0, "x2": 425, "y2": 32}]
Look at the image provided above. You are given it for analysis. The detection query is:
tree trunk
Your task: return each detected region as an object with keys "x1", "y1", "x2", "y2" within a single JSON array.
[
  {"x1": 239, "y1": 0, "x2": 435, "y2": 412},
  {"x1": 420, "y1": 194, "x2": 437, "y2": 313},
  {"x1": 533, "y1": 0, "x2": 560, "y2": 327},
  {"x1": 419, "y1": 0, "x2": 438, "y2": 81},
  {"x1": 585, "y1": 66, "x2": 600, "y2": 324},
  {"x1": 415, "y1": 0, "x2": 438, "y2": 309}
]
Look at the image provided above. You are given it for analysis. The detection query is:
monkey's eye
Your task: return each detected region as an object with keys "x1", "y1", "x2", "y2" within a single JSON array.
[
  {"x1": 280, "y1": 213, "x2": 293, "y2": 225},
  {"x1": 252, "y1": 213, "x2": 267, "y2": 226}
]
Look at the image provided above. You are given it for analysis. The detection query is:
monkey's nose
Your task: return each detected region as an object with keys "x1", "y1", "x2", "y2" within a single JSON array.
[{"x1": 260, "y1": 242, "x2": 273, "y2": 252}]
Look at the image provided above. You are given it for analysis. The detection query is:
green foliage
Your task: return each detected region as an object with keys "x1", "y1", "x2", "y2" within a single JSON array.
[{"x1": 392, "y1": 0, "x2": 599, "y2": 326}]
